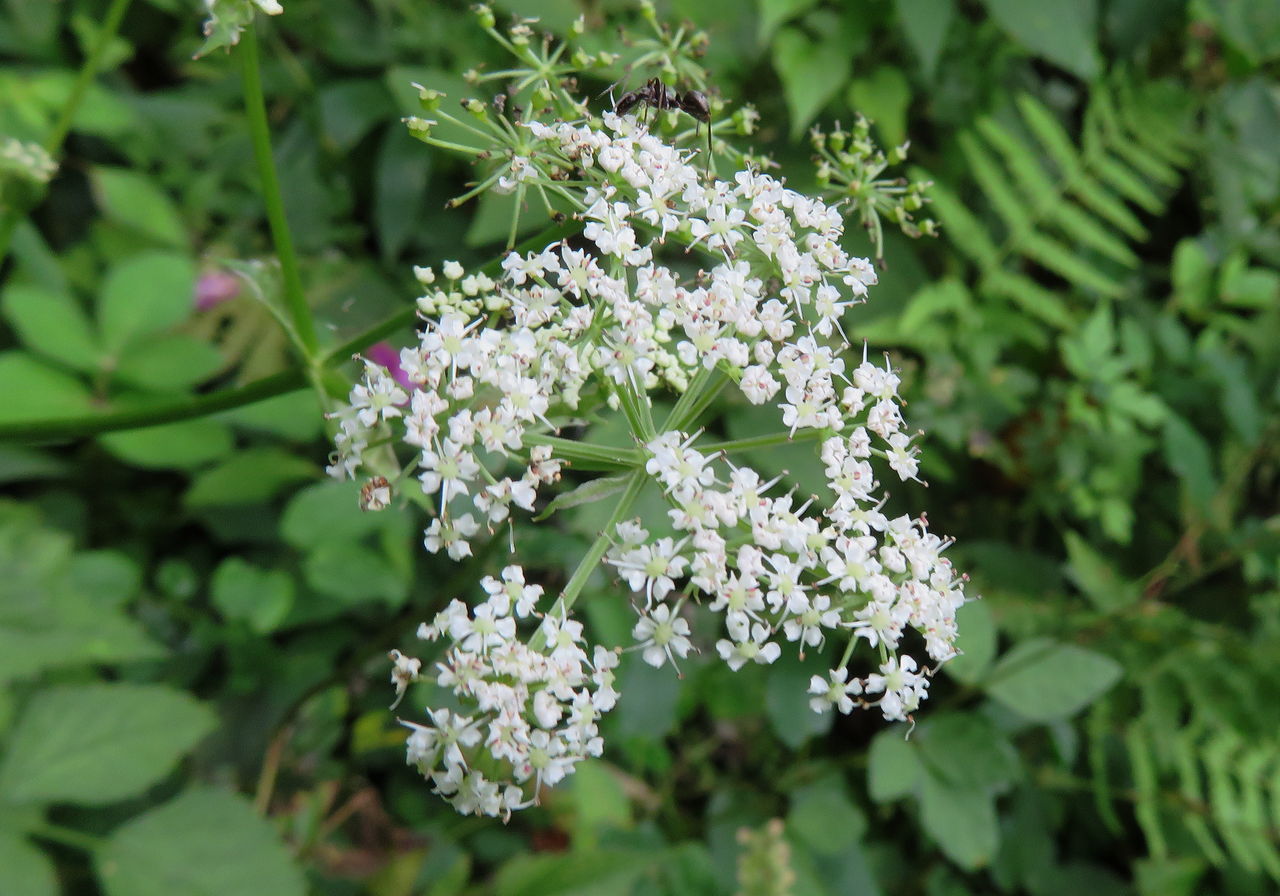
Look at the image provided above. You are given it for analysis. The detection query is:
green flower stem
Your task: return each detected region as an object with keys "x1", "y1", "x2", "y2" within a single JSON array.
[
  {"x1": 241, "y1": 25, "x2": 317, "y2": 360},
  {"x1": 0, "y1": 0, "x2": 133, "y2": 266},
  {"x1": 666, "y1": 365, "x2": 729, "y2": 435},
  {"x1": 540, "y1": 468, "x2": 646, "y2": 632},
  {"x1": 0, "y1": 370, "x2": 306, "y2": 443},
  {"x1": 524, "y1": 433, "x2": 643, "y2": 470},
  {"x1": 29, "y1": 821, "x2": 104, "y2": 853},
  {"x1": 700, "y1": 427, "x2": 828, "y2": 456}
]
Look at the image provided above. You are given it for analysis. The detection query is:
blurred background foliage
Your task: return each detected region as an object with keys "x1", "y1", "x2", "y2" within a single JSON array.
[{"x1": 1, "y1": 0, "x2": 1279, "y2": 894}]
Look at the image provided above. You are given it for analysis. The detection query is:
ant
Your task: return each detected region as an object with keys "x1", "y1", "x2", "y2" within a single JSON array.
[{"x1": 613, "y1": 77, "x2": 713, "y2": 176}]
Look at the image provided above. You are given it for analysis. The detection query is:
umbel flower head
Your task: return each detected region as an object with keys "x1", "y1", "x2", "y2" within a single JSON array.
[{"x1": 329, "y1": 22, "x2": 963, "y2": 819}]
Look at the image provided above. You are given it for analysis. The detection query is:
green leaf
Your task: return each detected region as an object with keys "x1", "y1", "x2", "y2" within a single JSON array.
[
  {"x1": 211, "y1": 558, "x2": 295, "y2": 633},
  {"x1": 943, "y1": 600, "x2": 996, "y2": 684},
  {"x1": 1064, "y1": 531, "x2": 1140, "y2": 612},
  {"x1": 867, "y1": 727, "x2": 921, "y2": 802},
  {"x1": 319, "y1": 80, "x2": 395, "y2": 152},
  {"x1": 281, "y1": 479, "x2": 385, "y2": 549},
  {"x1": 980, "y1": 0, "x2": 1100, "y2": 78},
  {"x1": 303, "y1": 541, "x2": 406, "y2": 606},
  {"x1": 0, "y1": 351, "x2": 93, "y2": 422},
  {"x1": 772, "y1": 24, "x2": 853, "y2": 139},
  {"x1": 788, "y1": 775, "x2": 867, "y2": 855},
  {"x1": 567, "y1": 760, "x2": 631, "y2": 847},
  {"x1": 920, "y1": 776, "x2": 999, "y2": 870},
  {"x1": 184, "y1": 448, "x2": 316, "y2": 508},
  {"x1": 0, "y1": 834, "x2": 57, "y2": 896},
  {"x1": 765, "y1": 651, "x2": 833, "y2": 748},
  {"x1": 535, "y1": 473, "x2": 630, "y2": 522},
  {"x1": 1, "y1": 284, "x2": 100, "y2": 372},
  {"x1": 99, "y1": 419, "x2": 233, "y2": 470},
  {"x1": 112, "y1": 334, "x2": 225, "y2": 392},
  {"x1": 0, "y1": 683, "x2": 216, "y2": 805},
  {"x1": 915, "y1": 713, "x2": 1019, "y2": 793},
  {"x1": 97, "y1": 252, "x2": 196, "y2": 354},
  {"x1": 91, "y1": 167, "x2": 188, "y2": 249},
  {"x1": 97, "y1": 788, "x2": 306, "y2": 896},
  {"x1": 986, "y1": 638, "x2": 1122, "y2": 722},
  {"x1": 894, "y1": 0, "x2": 954, "y2": 78},
  {"x1": 1161, "y1": 414, "x2": 1216, "y2": 509},
  {"x1": 375, "y1": 125, "x2": 431, "y2": 262},
  {"x1": 67, "y1": 550, "x2": 141, "y2": 609},
  {"x1": 756, "y1": 0, "x2": 821, "y2": 43},
  {"x1": 848, "y1": 66, "x2": 911, "y2": 148},
  {"x1": 493, "y1": 849, "x2": 652, "y2": 896}
]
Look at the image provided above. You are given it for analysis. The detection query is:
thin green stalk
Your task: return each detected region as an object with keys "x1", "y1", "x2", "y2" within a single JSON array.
[
  {"x1": 0, "y1": 370, "x2": 306, "y2": 444},
  {"x1": 541, "y1": 469, "x2": 647, "y2": 628},
  {"x1": 241, "y1": 26, "x2": 317, "y2": 359},
  {"x1": 0, "y1": 0, "x2": 133, "y2": 265},
  {"x1": 701, "y1": 427, "x2": 827, "y2": 455}
]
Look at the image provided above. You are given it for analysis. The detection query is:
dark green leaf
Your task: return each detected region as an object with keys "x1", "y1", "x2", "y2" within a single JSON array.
[
  {"x1": 788, "y1": 775, "x2": 866, "y2": 855},
  {"x1": 894, "y1": 0, "x2": 954, "y2": 78},
  {"x1": 772, "y1": 24, "x2": 854, "y2": 139},
  {"x1": 97, "y1": 789, "x2": 306, "y2": 896},
  {"x1": 920, "y1": 776, "x2": 999, "y2": 870},
  {"x1": 184, "y1": 448, "x2": 316, "y2": 507},
  {"x1": 1161, "y1": 414, "x2": 1216, "y2": 509},
  {"x1": 943, "y1": 600, "x2": 996, "y2": 684},
  {"x1": 980, "y1": 0, "x2": 1100, "y2": 78},
  {"x1": 868, "y1": 727, "x2": 921, "y2": 802},
  {"x1": 303, "y1": 540, "x2": 406, "y2": 605},
  {"x1": 0, "y1": 683, "x2": 215, "y2": 805},
  {"x1": 375, "y1": 125, "x2": 431, "y2": 262},
  {"x1": 211, "y1": 558, "x2": 295, "y2": 633},
  {"x1": 986, "y1": 639, "x2": 1122, "y2": 722}
]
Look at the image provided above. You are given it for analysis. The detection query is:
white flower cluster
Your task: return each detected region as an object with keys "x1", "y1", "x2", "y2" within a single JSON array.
[
  {"x1": 388, "y1": 566, "x2": 620, "y2": 819},
  {"x1": 617, "y1": 426, "x2": 961, "y2": 721},
  {"x1": 330, "y1": 111, "x2": 968, "y2": 810},
  {"x1": 1, "y1": 136, "x2": 58, "y2": 185}
]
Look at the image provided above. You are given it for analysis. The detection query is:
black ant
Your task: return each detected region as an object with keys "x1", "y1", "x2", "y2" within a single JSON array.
[{"x1": 613, "y1": 77, "x2": 713, "y2": 176}]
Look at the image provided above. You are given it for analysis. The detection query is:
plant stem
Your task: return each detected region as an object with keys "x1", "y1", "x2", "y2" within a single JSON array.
[
  {"x1": 0, "y1": 370, "x2": 306, "y2": 443},
  {"x1": 241, "y1": 25, "x2": 317, "y2": 360},
  {"x1": 541, "y1": 469, "x2": 646, "y2": 627},
  {"x1": 0, "y1": 0, "x2": 134, "y2": 266},
  {"x1": 30, "y1": 822, "x2": 103, "y2": 853}
]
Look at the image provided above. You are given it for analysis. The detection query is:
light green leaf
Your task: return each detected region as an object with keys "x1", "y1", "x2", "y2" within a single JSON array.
[
  {"x1": 943, "y1": 600, "x2": 996, "y2": 684},
  {"x1": 112, "y1": 334, "x2": 225, "y2": 392},
  {"x1": 1, "y1": 284, "x2": 100, "y2": 372},
  {"x1": 867, "y1": 727, "x2": 921, "y2": 802},
  {"x1": 772, "y1": 24, "x2": 853, "y2": 139},
  {"x1": 920, "y1": 776, "x2": 998, "y2": 870},
  {"x1": 97, "y1": 788, "x2": 306, "y2": 896},
  {"x1": 0, "y1": 351, "x2": 93, "y2": 422},
  {"x1": 97, "y1": 252, "x2": 196, "y2": 354},
  {"x1": 0, "y1": 683, "x2": 216, "y2": 805},
  {"x1": 1064, "y1": 531, "x2": 1140, "y2": 612},
  {"x1": 493, "y1": 849, "x2": 652, "y2": 896},
  {"x1": 895, "y1": 0, "x2": 954, "y2": 78},
  {"x1": 980, "y1": 0, "x2": 1100, "y2": 78},
  {"x1": 303, "y1": 541, "x2": 406, "y2": 606},
  {"x1": 567, "y1": 760, "x2": 631, "y2": 848},
  {"x1": 99, "y1": 419, "x2": 233, "y2": 470},
  {"x1": 281, "y1": 480, "x2": 384, "y2": 549},
  {"x1": 184, "y1": 447, "x2": 316, "y2": 507},
  {"x1": 91, "y1": 167, "x2": 187, "y2": 249},
  {"x1": 535, "y1": 473, "x2": 629, "y2": 521},
  {"x1": 986, "y1": 638, "x2": 1122, "y2": 722},
  {"x1": 915, "y1": 713, "x2": 1019, "y2": 793},
  {"x1": 1161, "y1": 414, "x2": 1216, "y2": 509},
  {"x1": 848, "y1": 66, "x2": 911, "y2": 147},
  {"x1": 756, "y1": 0, "x2": 820, "y2": 43},
  {"x1": 0, "y1": 834, "x2": 58, "y2": 896},
  {"x1": 765, "y1": 652, "x2": 833, "y2": 748},
  {"x1": 211, "y1": 558, "x2": 295, "y2": 634},
  {"x1": 787, "y1": 775, "x2": 866, "y2": 855}
]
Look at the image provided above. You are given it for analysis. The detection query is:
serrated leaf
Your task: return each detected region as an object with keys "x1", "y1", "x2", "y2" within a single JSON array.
[
  {"x1": 91, "y1": 167, "x2": 187, "y2": 248},
  {"x1": 97, "y1": 252, "x2": 196, "y2": 354},
  {"x1": 0, "y1": 683, "x2": 216, "y2": 805},
  {"x1": 1, "y1": 284, "x2": 101, "y2": 372},
  {"x1": 97, "y1": 788, "x2": 306, "y2": 896},
  {"x1": 986, "y1": 638, "x2": 1122, "y2": 722}
]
